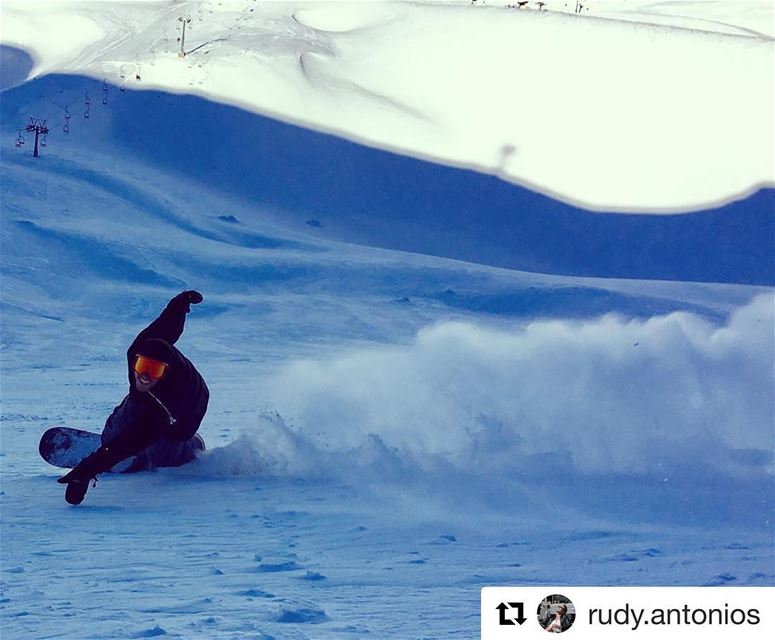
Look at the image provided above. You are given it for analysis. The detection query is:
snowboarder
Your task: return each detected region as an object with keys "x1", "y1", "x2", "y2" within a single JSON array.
[{"x1": 57, "y1": 290, "x2": 210, "y2": 504}]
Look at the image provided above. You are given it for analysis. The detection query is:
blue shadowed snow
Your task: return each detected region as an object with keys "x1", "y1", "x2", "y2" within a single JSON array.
[
  {"x1": 0, "y1": 45, "x2": 33, "y2": 91},
  {"x1": 13, "y1": 219, "x2": 184, "y2": 286},
  {"x1": 2, "y1": 74, "x2": 773, "y2": 285}
]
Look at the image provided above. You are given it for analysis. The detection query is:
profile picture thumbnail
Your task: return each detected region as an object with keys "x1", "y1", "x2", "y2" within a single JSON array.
[{"x1": 537, "y1": 594, "x2": 576, "y2": 633}]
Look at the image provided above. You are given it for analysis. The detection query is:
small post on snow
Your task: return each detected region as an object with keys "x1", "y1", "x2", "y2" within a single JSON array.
[{"x1": 178, "y1": 16, "x2": 191, "y2": 57}]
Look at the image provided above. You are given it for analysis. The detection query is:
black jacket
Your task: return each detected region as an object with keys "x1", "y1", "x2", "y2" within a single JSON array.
[{"x1": 101, "y1": 293, "x2": 209, "y2": 458}]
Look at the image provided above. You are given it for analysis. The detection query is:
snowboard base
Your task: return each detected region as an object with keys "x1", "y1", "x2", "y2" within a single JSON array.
[{"x1": 39, "y1": 427, "x2": 204, "y2": 473}]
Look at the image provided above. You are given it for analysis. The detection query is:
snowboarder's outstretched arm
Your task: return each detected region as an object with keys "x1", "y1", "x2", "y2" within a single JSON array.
[
  {"x1": 125, "y1": 291, "x2": 203, "y2": 379},
  {"x1": 131, "y1": 290, "x2": 203, "y2": 348}
]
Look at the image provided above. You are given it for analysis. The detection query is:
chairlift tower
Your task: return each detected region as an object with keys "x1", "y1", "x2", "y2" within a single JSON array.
[
  {"x1": 178, "y1": 16, "x2": 191, "y2": 57},
  {"x1": 25, "y1": 118, "x2": 49, "y2": 158}
]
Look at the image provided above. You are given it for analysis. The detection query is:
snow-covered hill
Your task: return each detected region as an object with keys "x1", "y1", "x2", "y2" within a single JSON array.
[
  {"x1": 2, "y1": 0, "x2": 773, "y2": 210},
  {"x1": 1, "y1": 2, "x2": 773, "y2": 639}
]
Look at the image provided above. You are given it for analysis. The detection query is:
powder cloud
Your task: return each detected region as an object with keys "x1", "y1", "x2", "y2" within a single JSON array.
[{"x1": 262, "y1": 295, "x2": 773, "y2": 481}]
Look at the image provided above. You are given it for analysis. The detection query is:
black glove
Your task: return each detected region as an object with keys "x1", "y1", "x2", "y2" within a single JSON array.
[
  {"x1": 172, "y1": 290, "x2": 203, "y2": 313},
  {"x1": 184, "y1": 290, "x2": 203, "y2": 305}
]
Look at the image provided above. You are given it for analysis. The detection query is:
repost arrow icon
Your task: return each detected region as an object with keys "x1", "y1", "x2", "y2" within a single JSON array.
[
  {"x1": 496, "y1": 602, "x2": 527, "y2": 626},
  {"x1": 509, "y1": 602, "x2": 527, "y2": 625},
  {"x1": 496, "y1": 602, "x2": 515, "y2": 625}
]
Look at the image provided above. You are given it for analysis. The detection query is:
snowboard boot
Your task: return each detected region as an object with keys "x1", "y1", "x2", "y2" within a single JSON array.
[{"x1": 131, "y1": 434, "x2": 206, "y2": 471}]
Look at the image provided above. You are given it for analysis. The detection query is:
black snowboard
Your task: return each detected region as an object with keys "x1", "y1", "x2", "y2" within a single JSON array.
[{"x1": 39, "y1": 426, "x2": 205, "y2": 473}]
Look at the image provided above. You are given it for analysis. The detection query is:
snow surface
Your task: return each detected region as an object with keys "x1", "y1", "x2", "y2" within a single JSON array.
[{"x1": 1, "y1": 1, "x2": 774, "y2": 639}]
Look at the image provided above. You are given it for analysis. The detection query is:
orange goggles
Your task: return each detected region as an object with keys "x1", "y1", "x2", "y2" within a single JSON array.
[{"x1": 134, "y1": 355, "x2": 168, "y2": 380}]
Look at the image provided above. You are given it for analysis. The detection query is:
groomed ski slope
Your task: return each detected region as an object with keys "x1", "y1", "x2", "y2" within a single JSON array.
[{"x1": 1, "y1": 1, "x2": 774, "y2": 639}]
